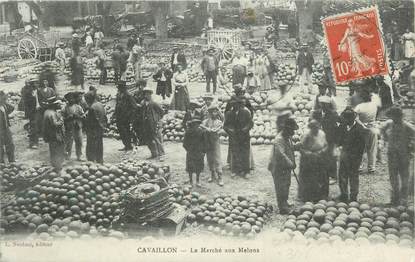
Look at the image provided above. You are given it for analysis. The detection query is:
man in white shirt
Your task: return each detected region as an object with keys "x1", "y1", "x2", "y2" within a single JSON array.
[
  {"x1": 231, "y1": 53, "x2": 249, "y2": 85},
  {"x1": 55, "y1": 42, "x2": 66, "y2": 70},
  {"x1": 354, "y1": 89, "x2": 378, "y2": 173}
]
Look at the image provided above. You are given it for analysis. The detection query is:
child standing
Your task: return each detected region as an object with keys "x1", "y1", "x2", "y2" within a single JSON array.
[
  {"x1": 183, "y1": 117, "x2": 206, "y2": 187},
  {"x1": 201, "y1": 104, "x2": 224, "y2": 186}
]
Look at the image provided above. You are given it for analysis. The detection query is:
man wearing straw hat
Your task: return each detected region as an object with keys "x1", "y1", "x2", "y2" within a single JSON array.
[
  {"x1": 201, "y1": 47, "x2": 219, "y2": 93},
  {"x1": 43, "y1": 96, "x2": 65, "y2": 171}
]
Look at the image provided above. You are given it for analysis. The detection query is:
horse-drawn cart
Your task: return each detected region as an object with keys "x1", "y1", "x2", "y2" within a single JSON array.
[{"x1": 16, "y1": 30, "x2": 60, "y2": 61}]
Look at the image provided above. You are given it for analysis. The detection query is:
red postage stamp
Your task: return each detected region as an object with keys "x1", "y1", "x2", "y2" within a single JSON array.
[{"x1": 322, "y1": 6, "x2": 389, "y2": 84}]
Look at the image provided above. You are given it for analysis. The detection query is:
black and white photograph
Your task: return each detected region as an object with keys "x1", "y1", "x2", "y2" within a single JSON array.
[{"x1": 0, "y1": 0, "x2": 414, "y2": 261}]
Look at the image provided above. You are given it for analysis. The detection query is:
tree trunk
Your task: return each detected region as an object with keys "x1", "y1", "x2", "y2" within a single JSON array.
[{"x1": 150, "y1": 2, "x2": 169, "y2": 39}]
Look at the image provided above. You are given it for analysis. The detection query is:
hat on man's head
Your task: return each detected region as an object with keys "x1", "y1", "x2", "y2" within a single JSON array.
[
  {"x1": 386, "y1": 105, "x2": 403, "y2": 118},
  {"x1": 202, "y1": 93, "x2": 214, "y2": 100},
  {"x1": 72, "y1": 33, "x2": 79, "y2": 38},
  {"x1": 340, "y1": 106, "x2": 357, "y2": 121},
  {"x1": 308, "y1": 119, "x2": 321, "y2": 129},
  {"x1": 207, "y1": 104, "x2": 220, "y2": 111},
  {"x1": 188, "y1": 117, "x2": 202, "y2": 125},
  {"x1": 143, "y1": 87, "x2": 153, "y2": 94},
  {"x1": 189, "y1": 100, "x2": 202, "y2": 108},
  {"x1": 318, "y1": 95, "x2": 332, "y2": 104},
  {"x1": 284, "y1": 117, "x2": 299, "y2": 131}
]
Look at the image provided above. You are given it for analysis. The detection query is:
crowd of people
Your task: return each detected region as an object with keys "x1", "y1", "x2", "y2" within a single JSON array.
[{"x1": 0, "y1": 26, "x2": 414, "y2": 215}]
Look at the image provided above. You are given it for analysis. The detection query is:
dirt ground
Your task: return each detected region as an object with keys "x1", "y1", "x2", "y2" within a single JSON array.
[{"x1": 3, "y1": 74, "x2": 406, "y2": 234}]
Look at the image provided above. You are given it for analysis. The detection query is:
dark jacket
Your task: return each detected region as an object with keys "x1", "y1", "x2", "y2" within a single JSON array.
[
  {"x1": 183, "y1": 126, "x2": 206, "y2": 154},
  {"x1": 141, "y1": 100, "x2": 164, "y2": 142},
  {"x1": 21, "y1": 85, "x2": 36, "y2": 118},
  {"x1": 85, "y1": 101, "x2": 107, "y2": 136},
  {"x1": 201, "y1": 54, "x2": 219, "y2": 73},
  {"x1": 115, "y1": 91, "x2": 138, "y2": 122},
  {"x1": 337, "y1": 122, "x2": 366, "y2": 161},
  {"x1": 0, "y1": 103, "x2": 14, "y2": 129},
  {"x1": 321, "y1": 111, "x2": 340, "y2": 145},
  {"x1": 43, "y1": 109, "x2": 65, "y2": 143},
  {"x1": 153, "y1": 68, "x2": 173, "y2": 96},
  {"x1": 224, "y1": 107, "x2": 253, "y2": 138},
  {"x1": 297, "y1": 50, "x2": 314, "y2": 74},
  {"x1": 111, "y1": 50, "x2": 121, "y2": 70},
  {"x1": 171, "y1": 51, "x2": 187, "y2": 69},
  {"x1": 225, "y1": 96, "x2": 254, "y2": 117}
]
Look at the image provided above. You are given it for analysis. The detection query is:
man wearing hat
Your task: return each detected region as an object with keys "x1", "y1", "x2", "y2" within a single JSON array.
[
  {"x1": 268, "y1": 117, "x2": 298, "y2": 214},
  {"x1": 380, "y1": 106, "x2": 415, "y2": 205},
  {"x1": 171, "y1": 46, "x2": 187, "y2": 72},
  {"x1": 84, "y1": 91, "x2": 107, "y2": 164},
  {"x1": 200, "y1": 93, "x2": 218, "y2": 121},
  {"x1": 21, "y1": 78, "x2": 39, "y2": 149},
  {"x1": 42, "y1": 96, "x2": 65, "y2": 171},
  {"x1": 224, "y1": 96, "x2": 253, "y2": 178},
  {"x1": 71, "y1": 33, "x2": 81, "y2": 55},
  {"x1": 62, "y1": 92, "x2": 85, "y2": 161},
  {"x1": 320, "y1": 95, "x2": 341, "y2": 184},
  {"x1": 201, "y1": 47, "x2": 219, "y2": 93},
  {"x1": 0, "y1": 91, "x2": 15, "y2": 164},
  {"x1": 114, "y1": 81, "x2": 138, "y2": 151},
  {"x1": 337, "y1": 107, "x2": 366, "y2": 202},
  {"x1": 140, "y1": 88, "x2": 165, "y2": 159},
  {"x1": 297, "y1": 43, "x2": 314, "y2": 93},
  {"x1": 183, "y1": 100, "x2": 202, "y2": 129},
  {"x1": 153, "y1": 61, "x2": 173, "y2": 100},
  {"x1": 55, "y1": 42, "x2": 66, "y2": 69}
]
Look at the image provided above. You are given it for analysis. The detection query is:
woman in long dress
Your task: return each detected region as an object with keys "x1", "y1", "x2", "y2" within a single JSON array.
[
  {"x1": 170, "y1": 65, "x2": 190, "y2": 111},
  {"x1": 338, "y1": 19, "x2": 375, "y2": 76},
  {"x1": 255, "y1": 56, "x2": 272, "y2": 91},
  {"x1": 298, "y1": 119, "x2": 328, "y2": 202}
]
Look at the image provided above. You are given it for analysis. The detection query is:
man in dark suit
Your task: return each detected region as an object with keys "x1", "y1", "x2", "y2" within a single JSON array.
[
  {"x1": 297, "y1": 44, "x2": 314, "y2": 93},
  {"x1": 114, "y1": 81, "x2": 138, "y2": 151},
  {"x1": 84, "y1": 91, "x2": 107, "y2": 164},
  {"x1": 224, "y1": 97, "x2": 254, "y2": 178},
  {"x1": 171, "y1": 46, "x2": 187, "y2": 72},
  {"x1": 0, "y1": 91, "x2": 15, "y2": 164},
  {"x1": 337, "y1": 107, "x2": 367, "y2": 202}
]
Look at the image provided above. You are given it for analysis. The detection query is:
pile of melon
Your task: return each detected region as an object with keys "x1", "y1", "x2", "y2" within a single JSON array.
[
  {"x1": 187, "y1": 195, "x2": 272, "y2": 238},
  {"x1": 311, "y1": 63, "x2": 325, "y2": 85},
  {"x1": 282, "y1": 200, "x2": 414, "y2": 246},
  {"x1": 276, "y1": 63, "x2": 296, "y2": 86},
  {"x1": 292, "y1": 92, "x2": 314, "y2": 117},
  {"x1": 161, "y1": 111, "x2": 186, "y2": 142},
  {"x1": 168, "y1": 185, "x2": 206, "y2": 208},
  {"x1": 0, "y1": 162, "x2": 50, "y2": 192},
  {"x1": 0, "y1": 161, "x2": 171, "y2": 239}
]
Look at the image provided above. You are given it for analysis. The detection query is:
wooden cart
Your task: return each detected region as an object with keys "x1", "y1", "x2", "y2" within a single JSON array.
[
  {"x1": 206, "y1": 29, "x2": 249, "y2": 60},
  {"x1": 16, "y1": 30, "x2": 60, "y2": 60}
]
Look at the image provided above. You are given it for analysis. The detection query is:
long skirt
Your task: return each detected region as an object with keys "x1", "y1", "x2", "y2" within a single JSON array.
[
  {"x1": 186, "y1": 152, "x2": 204, "y2": 173},
  {"x1": 170, "y1": 86, "x2": 190, "y2": 111},
  {"x1": 298, "y1": 152, "x2": 328, "y2": 202},
  {"x1": 229, "y1": 134, "x2": 250, "y2": 174},
  {"x1": 259, "y1": 75, "x2": 272, "y2": 91}
]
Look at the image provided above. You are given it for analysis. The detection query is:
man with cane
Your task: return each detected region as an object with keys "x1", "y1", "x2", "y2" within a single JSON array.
[{"x1": 268, "y1": 117, "x2": 298, "y2": 214}]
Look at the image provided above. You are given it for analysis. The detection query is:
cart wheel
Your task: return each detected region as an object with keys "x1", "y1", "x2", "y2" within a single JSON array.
[{"x1": 18, "y1": 38, "x2": 37, "y2": 59}]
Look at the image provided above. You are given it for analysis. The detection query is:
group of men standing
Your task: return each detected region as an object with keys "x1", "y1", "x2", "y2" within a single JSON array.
[{"x1": 114, "y1": 81, "x2": 165, "y2": 160}]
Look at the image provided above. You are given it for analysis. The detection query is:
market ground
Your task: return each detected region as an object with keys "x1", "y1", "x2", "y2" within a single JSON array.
[{"x1": 3, "y1": 75, "x2": 406, "y2": 233}]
